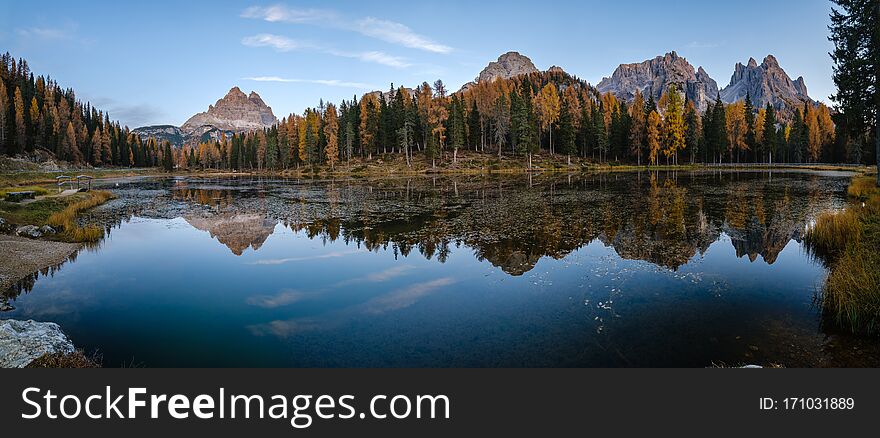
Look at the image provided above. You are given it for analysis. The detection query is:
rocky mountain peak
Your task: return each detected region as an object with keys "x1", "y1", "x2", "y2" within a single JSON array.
[
  {"x1": 477, "y1": 51, "x2": 539, "y2": 83},
  {"x1": 762, "y1": 55, "x2": 779, "y2": 68},
  {"x1": 720, "y1": 54, "x2": 812, "y2": 111},
  {"x1": 180, "y1": 87, "x2": 278, "y2": 136},
  {"x1": 225, "y1": 86, "x2": 246, "y2": 99},
  {"x1": 596, "y1": 51, "x2": 719, "y2": 112}
]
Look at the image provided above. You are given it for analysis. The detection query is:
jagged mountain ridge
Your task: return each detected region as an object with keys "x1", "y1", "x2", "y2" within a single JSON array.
[
  {"x1": 181, "y1": 87, "x2": 278, "y2": 135},
  {"x1": 596, "y1": 51, "x2": 719, "y2": 112},
  {"x1": 719, "y1": 55, "x2": 812, "y2": 111},
  {"x1": 134, "y1": 51, "x2": 815, "y2": 147},
  {"x1": 135, "y1": 87, "x2": 277, "y2": 147}
]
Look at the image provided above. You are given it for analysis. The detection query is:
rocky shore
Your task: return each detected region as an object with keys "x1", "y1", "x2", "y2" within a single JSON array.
[{"x1": 0, "y1": 234, "x2": 81, "y2": 291}]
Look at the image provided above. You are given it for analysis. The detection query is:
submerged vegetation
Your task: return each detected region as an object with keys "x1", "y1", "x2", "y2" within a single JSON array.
[{"x1": 806, "y1": 175, "x2": 880, "y2": 335}]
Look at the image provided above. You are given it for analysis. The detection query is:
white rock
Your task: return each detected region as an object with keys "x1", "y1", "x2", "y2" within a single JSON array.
[{"x1": 0, "y1": 319, "x2": 75, "y2": 368}]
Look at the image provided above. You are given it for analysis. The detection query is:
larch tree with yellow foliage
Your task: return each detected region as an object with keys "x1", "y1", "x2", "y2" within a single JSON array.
[
  {"x1": 536, "y1": 83, "x2": 560, "y2": 154},
  {"x1": 647, "y1": 110, "x2": 662, "y2": 166},
  {"x1": 662, "y1": 85, "x2": 685, "y2": 165},
  {"x1": 629, "y1": 90, "x2": 646, "y2": 166},
  {"x1": 323, "y1": 103, "x2": 339, "y2": 169},
  {"x1": 725, "y1": 101, "x2": 747, "y2": 163}
]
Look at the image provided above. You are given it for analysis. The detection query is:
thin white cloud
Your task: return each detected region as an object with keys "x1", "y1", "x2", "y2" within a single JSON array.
[
  {"x1": 335, "y1": 50, "x2": 411, "y2": 68},
  {"x1": 17, "y1": 27, "x2": 74, "y2": 40},
  {"x1": 243, "y1": 76, "x2": 376, "y2": 89},
  {"x1": 242, "y1": 33, "x2": 411, "y2": 68},
  {"x1": 241, "y1": 4, "x2": 452, "y2": 54},
  {"x1": 241, "y1": 5, "x2": 337, "y2": 23},
  {"x1": 241, "y1": 33, "x2": 314, "y2": 51},
  {"x1": 356, "y1": 17, "x2": 452, "y2": 54}
]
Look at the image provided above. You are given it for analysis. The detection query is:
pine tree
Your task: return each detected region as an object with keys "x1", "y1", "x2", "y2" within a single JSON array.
[
  {"x1": 467, "y1": 100, "x2": 481, "y2": 150},
  {"x1": 762, "y1": 103, "x2": 777, "y2": 163},
  {"x1": 558, "y1": 93, "x2": 576, "y2": 164},
  {"x1": 829, "y1": 0, "x2": 879, "y2": 180},
  {"x1": 684, "y1": 100, "x2": 701, "y2": 164},
  {"x1": 713, "y1": 94, "x2": 727, "y2": 163},
  {"x1": 744, "y1": 92, "x2": 756, "y2": 162}
]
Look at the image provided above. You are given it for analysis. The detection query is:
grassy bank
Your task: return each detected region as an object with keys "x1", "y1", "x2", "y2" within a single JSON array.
[
  {"x1": 805, "y1": 174, "x2": 880, "y2": 335},
  {"x1": 47, "y1": 190, "x2": 114, "y2": 242},
  {"x1": 0, "y1": 189, "x2": 114, "y2": 242}
]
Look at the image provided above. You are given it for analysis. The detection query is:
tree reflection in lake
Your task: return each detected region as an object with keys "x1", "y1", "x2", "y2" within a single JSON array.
[{"x1": 4, "y1": 170, "x2": 875, "y2": 367}]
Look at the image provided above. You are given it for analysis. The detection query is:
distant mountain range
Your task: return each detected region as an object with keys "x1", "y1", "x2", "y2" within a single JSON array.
[{"x1": 133, "y1": 51, "x2": 815, "y2": 147}]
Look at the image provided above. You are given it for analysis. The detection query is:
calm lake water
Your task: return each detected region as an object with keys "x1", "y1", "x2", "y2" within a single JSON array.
[{"x1": 3, "y1": 170, "x2": 876, "y2": 367}]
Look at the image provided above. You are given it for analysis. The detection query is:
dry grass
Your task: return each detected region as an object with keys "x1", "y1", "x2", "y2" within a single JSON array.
[
  {"x1": 47, "y1": 190, "x2": 113, "y2": 242},
  {"x1": 0, "y1": 185, "x2": 50, "y2": 198},
  {"x1": 847, "y1": 176, "x2": 879, "y2": 200},
  {"x1": 25, "y1": 350, "x2": 101, "y2": 368},
  {"x1": 822, "y1": 246, "x2": 880, "y2": 334},
  {"x1": 805, "y1": 209, "x2": 862, "y2": 259},
  {"x1": 807, "y1": 175, "x2": 880, "y2": 335}
]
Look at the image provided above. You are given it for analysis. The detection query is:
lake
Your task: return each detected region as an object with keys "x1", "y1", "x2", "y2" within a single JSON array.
[{"x1": 3, "y1": 170, "x2": 878, "y2": 367}]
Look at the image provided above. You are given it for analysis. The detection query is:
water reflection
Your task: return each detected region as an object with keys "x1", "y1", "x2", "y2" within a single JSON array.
[{"x1": 3, "y1": 170, "x2": 869, "y2": 367}]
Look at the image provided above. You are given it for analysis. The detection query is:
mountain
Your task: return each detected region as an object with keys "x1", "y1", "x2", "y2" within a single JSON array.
[
  {"x1": 719, "y1": 55, "x2": 812, "y2": 111},
  {"x1": 477, "y1": 51, "x2": 538, "y2": 83},
  {"x1": 130, "y1": 125, "x2": 184, "y2": 147},
  {"x1": 459, "y1": 51, "x2": 540, "y2": 92},
  {"x1": 134, "y1": 87, "x2": 278, "y2": 146},
  {"x1": 596, "y1": 51, "x2": 719, "y2": 112},
  {"x1": 180, "y1": 87, "x2": 278, "y2": 135}
]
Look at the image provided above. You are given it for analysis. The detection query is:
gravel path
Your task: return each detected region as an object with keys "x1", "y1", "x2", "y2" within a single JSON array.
[{"x1": 0, "y1": 235, "x2": 81, "y2": 291}]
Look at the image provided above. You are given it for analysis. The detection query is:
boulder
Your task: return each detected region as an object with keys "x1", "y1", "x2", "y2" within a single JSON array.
[
  {"x1": 0, "y1": 319, "x2": 75, "y2": 368},
  {"x1": 39, "y1": 225, "x2": 56, "y2": 235},
  {"x1": 15, "y1": 225, "x2": 43, "y2": 238}
]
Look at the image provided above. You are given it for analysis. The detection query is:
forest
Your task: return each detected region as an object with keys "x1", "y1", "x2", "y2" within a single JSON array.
[{"x1": 0, "y1": 50, "x2": 867, "y2": 172}]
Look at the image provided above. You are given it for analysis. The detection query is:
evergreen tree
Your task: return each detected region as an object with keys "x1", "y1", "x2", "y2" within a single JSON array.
[
  {"x1": 762, "y1": 103, "x2": 777, "y2": 163},
  {"x1": 558, "y1": 94, "x2": 576, "y2": 163},
  {"x1": 684, "y1": 100, "x2": 701, "y2": 164},
  {"x1": 829, "y1": 0, "x2": 879, "y2": 178},
  {"x1": 744, "y1": 92, "x2": 756, "y2": 162},
  {"x1": 467, "y1": 100, "x2": 481, "y2": 150}
]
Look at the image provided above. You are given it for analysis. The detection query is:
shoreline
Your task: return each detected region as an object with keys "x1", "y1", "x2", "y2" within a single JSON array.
[{"x1": 0, "y1": 235, "x2": 81, "y2": 293}]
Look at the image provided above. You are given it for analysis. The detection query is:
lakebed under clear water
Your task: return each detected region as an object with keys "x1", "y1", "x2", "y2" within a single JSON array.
[{"x1": 3, "y1": 170, "x2": 878, "y2": 367}]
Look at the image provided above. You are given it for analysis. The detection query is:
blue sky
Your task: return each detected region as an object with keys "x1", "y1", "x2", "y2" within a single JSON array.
[{"x1": 1, "y1": 0, "x2": 837, "y2": 128}]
